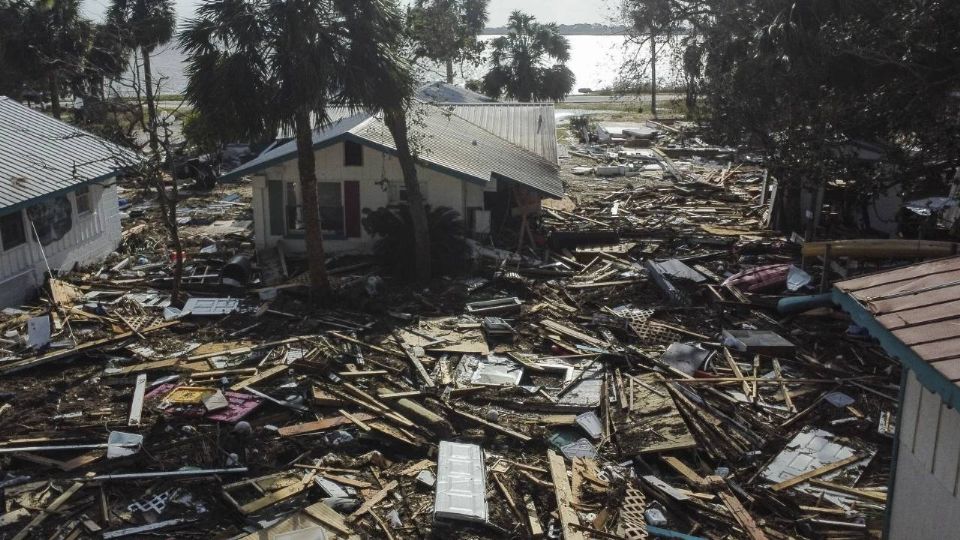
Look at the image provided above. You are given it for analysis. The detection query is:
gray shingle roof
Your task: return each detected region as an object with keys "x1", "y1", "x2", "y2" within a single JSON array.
[
  {"x1": 0, "y1": 96, "x2": 140, "y2": 211},
  {"x1": 416, "y1": 82, "x2": 493, "y2": 104},
  {"x1": 224, "y1": 103, "x2": 563, "y2": 199}
]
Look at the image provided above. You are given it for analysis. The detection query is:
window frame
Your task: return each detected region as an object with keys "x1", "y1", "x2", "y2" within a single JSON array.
[
  {"x1": 282, "y1": 181, "x2": 346, "y2": 240},
  {"x1": 75, "y1": 185, "x2": 92, "y2": 215},
  {"x1": 0, "y1": 210, "x2": 27, "y2": 251},
  {"x1": 343, "y1": 140, "x2": 364, "y2": 167}
]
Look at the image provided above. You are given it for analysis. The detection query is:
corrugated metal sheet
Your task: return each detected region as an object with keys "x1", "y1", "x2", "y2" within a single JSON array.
[
  {"x1": 434, "y1": 441, "x2": 487, "y2": 523},
  {"x1": 442, "y1": 103, "x2": 559, "y2": 164},
  {"x1": 0, "y1": 96, "x2": 139, "y2": 211},
  {"x1": 835, "y1": 255, "x2": 960, "y2": 385},
  {"x1": 225, "y1": 104, "x2": 563, "y2": 199}
]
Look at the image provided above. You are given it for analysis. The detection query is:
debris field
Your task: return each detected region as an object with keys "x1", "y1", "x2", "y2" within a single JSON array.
[{"x1": 0, "y1": 124, "x2": 906, "y2": 539}]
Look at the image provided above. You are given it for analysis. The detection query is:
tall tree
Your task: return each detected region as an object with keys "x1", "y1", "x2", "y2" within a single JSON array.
[
  {"x1": 108, "y1": 0, "x2": 175, "y2": 156},
  {"x1": 480, "y1": 11, "x2": 574, "y2": 102},
  {"x1": 408, "y1": 0, "x2": 488, "y2": 83},
  {"x1": 181, "y1": 0, "x2": 429, "y2": 295},
  {"x1": 622, "y1": 0, "x2": 686, "y2": 118},
  {"x1": 18, "y1": 0, "x2": 92, "y2": 119}
]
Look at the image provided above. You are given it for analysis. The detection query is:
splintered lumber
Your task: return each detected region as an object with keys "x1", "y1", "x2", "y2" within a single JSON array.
[
  {"x1": 1, "y1": 321, "x2": 178, "y2": 376},
  {"x1": 348, "y1": 480, "x2": 398, "y2": 521},
  {"x1": 229, "y1": 364, "x2": 288, "y2": 391},
  {"x1": 718, "y1": 490, "x2": 768, "y2": 540},
  {"x1": 12, "y1": 474, "x2": 91, "y2": 540},
  {"x1": 547, "y1": 450, "x2": 585, "y2": 540},
  {"x1": 524, "y1": 493, "x2": 545, "y2": 539},
  {"x1": 338, "y1": 409, "x2": 372, "y2": 432},
  {"x1": 330, "y1": 331, "x2": 404, "y2": 357},
  {"x1": 448, "y1": 407, "x2": 532, "y2": 443},
  {"x1": 662, "y1": 456, "x2": 713, "y2": 490},
  {"x1": 238, "y1": 471, "x2": 316, "y2": 514},
  {"x1": 302, "y1": 501, "x2": 355, "y2": 535},
  {"x1": 128, "y1": 374, "x2": 147, "y2": 426},
  {"x1": 808, "y1": 480, "x2": 887, "y2": 502},
  {"x1": 492, "y1": 472, "x2": 523, "y2": 520},
  {"x1": 396, "y1": 337, "x2": 436, "y2": 388},
  {"x1": 771, "y1": 454, "x2": 863, "y2": 491},
  {"x1": 540, "y1": 318, "x2": 607, "y2": 348},
  {"x1": 278, "y1": 412, "x2": 377, "y2": 437}
]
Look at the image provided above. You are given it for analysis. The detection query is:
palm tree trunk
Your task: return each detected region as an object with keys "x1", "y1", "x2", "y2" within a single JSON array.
[
  {"x1": 384, "y1": 108, "x2": 431, "y2": 282},
  {"x1": 142, "y1": 46, "x2": 160, "y2": 157},
  {"x1": 445, "y1": 59, "x2": 454, "y2": 84},
  {"x1": 650, "y1": 33, "x2": 658, "y2": 119},
  {"x1": 48, "y1": 72, "x2": 61, "y2": 119},
  {"x1": 294, "y1": 109, "x2": 331, "y2": 297}
]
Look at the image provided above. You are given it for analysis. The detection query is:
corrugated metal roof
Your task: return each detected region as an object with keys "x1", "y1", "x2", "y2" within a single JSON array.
[
  {"x1": 417, "y1": 82, "x2": 493, "y2": 104},
  {"x1": 0, "y1": 96, "x2": 139, "y2": 211},
  {"x1": 440, "y1": 103, "x2": 559, "y2": 164},
  {"x1": 225, "y1": 104, "x2": 563, "y2": 198},
  {"x1": 835, "y1": 255, "x2": 960, "y2": 390}
]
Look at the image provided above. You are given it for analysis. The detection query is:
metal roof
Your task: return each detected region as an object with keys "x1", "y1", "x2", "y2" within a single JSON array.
[
  {"x1": 834, "y1": 255, "x2": 960, "y2": 408},
  {"x1": 224, "y1": 103, "x2": 563, "y2": 199},
  {"x1": 0, "y1": 96, "x2": 139, "y2": 211},
  {"x1": 417, "y1": 82, "x2": 493, "y2": 104},
  {"x1": 438, "y1": 103, "x2": 559, "y2": 164}
]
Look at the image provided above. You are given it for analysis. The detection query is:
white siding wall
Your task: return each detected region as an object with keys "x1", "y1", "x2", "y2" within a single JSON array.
[
  {"x1": 0, "y1": 182, "x2": 121, "y2": 307},
  {"x1": 252, "y1": 142, "x2": 486, "y2": 254},
  {"x1": 888, "y1": 371, "x2": 960, "y2": 539}
]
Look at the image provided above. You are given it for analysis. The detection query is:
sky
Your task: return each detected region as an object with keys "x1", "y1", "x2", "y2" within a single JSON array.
[{"x1": 81, "y1": 0, "x2": 619, "y2": 25}]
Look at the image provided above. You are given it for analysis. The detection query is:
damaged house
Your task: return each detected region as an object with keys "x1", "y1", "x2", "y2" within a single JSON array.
[
  {"x1": 0, "y1": 97, "x2": 137, "y2": 306},
  {"x1": 221, "y1": 102, "x2": 562, "y2": 254}
]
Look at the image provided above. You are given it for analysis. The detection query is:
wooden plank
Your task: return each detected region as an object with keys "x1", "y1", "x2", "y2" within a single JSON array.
[
  {"x1": 1, "y1": 322, "x2": 179, "y2": 376},
  {"x1": 278, "y1": 412, "x2": 377, "y2": 437},
  {"x1": 238, "y1": 472, "x2": 315, "y2": 514},
  {"x1": 523, "y1": 493, "x2": 545, "y2": 539},
  {"x1": 12, "y1": 475, "x2": 91, "y2": 540},
  {"x1": 547, "y1": 450, "x2": 585, "y2": 540},
  {"x1": 112, "y1": 358, "x2": 180, "y2": 376},
  {"x1": 718, "y1": 490, "x2": 768, "y2": 540},
  {"x1": 771, "y1": 454, "x2": 862, "y2": 491},
  {"x1": 808, "y1": 480, "x2": 887, "y2": 502},
  {"x1": 876, "y1": 298, "x2": 960, "y2": 329},
  {"x1": 0, "y1": 509, "x2": 30, "y2": 528},
  {"x1": 869, "y1": 283, "x2": 960, "y2": 315},
  {"x1": 302, "y1": 501, "x2": 355, "y2": 535},
  {"x1": 448, "y1": 407, "x2": 532, "y2": 443},
  {"x1": 230, "y1": 364, "x2": 288, "y2": 391},
  {"x1": 837, "y1": 256, "x2": 960, "y2": 292},
  {"x1": 128, "y1": 374, "x2": 147, "y2": 426},
  {"x1": 338, "y1": 409, "x2": 372, "y2": 432},
  {"x1": 347, "y1": 480, "x2": 398, "y2": 521},
  {"x1": 396, "y1": 337, "x2": 436, "y2": 388},
  {"x1": 540, "y1": 319, "x2": 607, "y2": 348},
  {"x1": 805, "y1": 240, "x2": 960, "y2": 262},
  {"x1": 662, "y1": 456, "x2": 710, "y2": 489}
]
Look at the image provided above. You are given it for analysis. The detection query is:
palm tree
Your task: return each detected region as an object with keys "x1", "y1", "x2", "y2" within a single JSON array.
[
  {"x1": 19, "y1": 0, "x2": 92, "y2": 119},
  {"x1": 481, "y1": 11, "x2": 574, "y2": 102},
  {"x1": 180, "y1": 0, "x2": 428, "y2": 296},
  {"x1": 107, "y1": 0, "x2": 175, "y2": 156},
  {"x1": 408, "y1": 0, "x2": 488, "y2": 83}
]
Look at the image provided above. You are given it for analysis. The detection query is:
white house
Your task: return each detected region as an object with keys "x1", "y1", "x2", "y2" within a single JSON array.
[
  {"x1": 0, "y1": 96, "x2": 137, "y2": 306},
  {"x1": 834, "y1": 258, "x2": 960, "y2": 538},
  {"x1": 222, "y1": 102, "x2": 563, "y2": 255}
]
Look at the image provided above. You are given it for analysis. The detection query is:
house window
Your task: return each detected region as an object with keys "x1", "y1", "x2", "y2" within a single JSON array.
[
  {"x1": 75, "y1": 185, "x2": 91, "y2": 214},
  {"x1": 318, "y1": 182, "x2": 345, "y2": 237},
  {"x1": 344, "y1": 141, "x2": 363, "y2": 167},
  {"x1": 0, "y1": 211, "x2": 26, "y2": 250},
  {"x1": 388, "y1": 181, "x2": 428, "y2": 205},
  {"x1": 285, "y1": 182, "x2": 304, "y2": 233}
]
